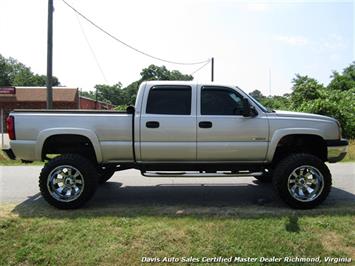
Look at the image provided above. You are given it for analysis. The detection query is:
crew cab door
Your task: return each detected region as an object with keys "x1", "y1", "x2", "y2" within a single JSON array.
[
  {"x1": 197, "y1": 85, "x2": 268, "y2": 161},
  {"x1": 139, "y1": 84, "x2": 197, "y2": 161}
]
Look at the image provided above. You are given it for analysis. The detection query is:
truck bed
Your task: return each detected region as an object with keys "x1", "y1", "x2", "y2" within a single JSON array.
[{"x1": 10, "y1": 109, "x2": 133, "y2": 162}]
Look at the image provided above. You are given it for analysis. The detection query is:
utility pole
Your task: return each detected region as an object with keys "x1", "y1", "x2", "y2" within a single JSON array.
[
  {"x1": 46, "y1": 0, "x2": 53, "y2": 109},
  {"x1": 211, "y1": 57, "x2": 214, "y2": 82}
]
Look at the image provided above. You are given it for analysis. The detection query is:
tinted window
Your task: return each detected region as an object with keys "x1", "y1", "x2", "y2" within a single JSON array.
[
  {"x1": 201, "y1": 87, "x2": 244, "y2": 115},
  {"x1": 146, "y1": 86, "x2": 192, "y2": 115}
]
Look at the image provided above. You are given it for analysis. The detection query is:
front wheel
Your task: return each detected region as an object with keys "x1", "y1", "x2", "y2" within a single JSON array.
[
  {"x1": 39, "y1": 154, "x2": 98, "y2": 209},
  {"x1": 273, "y1": 153, "x2": 332, "y2": 209}
]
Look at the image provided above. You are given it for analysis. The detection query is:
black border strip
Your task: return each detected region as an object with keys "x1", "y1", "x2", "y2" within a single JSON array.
[{"x1": 326, "y1": 139, "x2": 349, "y2": 147}]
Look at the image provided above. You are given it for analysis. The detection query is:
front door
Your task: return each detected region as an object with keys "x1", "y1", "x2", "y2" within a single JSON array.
[{"x1": 197, "y1": 86, "x2": 269, "y2": 161}]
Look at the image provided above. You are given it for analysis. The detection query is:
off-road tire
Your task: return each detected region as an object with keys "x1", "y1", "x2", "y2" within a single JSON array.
[
  {"x1": 273, "y1": 153, "x2": 332, "y2": 209},
  {"x1": 39, "y1": 154, "x2": 98, "y2": 209}
]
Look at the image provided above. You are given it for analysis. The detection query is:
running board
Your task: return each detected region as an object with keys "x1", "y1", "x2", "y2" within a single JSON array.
[{"x1": 141, "y1": 171, "x2": 263, "y2": 178}]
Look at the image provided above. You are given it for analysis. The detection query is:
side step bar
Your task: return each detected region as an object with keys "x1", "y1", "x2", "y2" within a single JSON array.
[{"x1": 141, "y1": 171, "x2": 264, "y2": 178}]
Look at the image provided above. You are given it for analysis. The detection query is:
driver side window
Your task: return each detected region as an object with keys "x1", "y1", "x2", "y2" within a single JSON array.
[{"x1": 201, "y1": 86, "x2": 244, "y2": 115}]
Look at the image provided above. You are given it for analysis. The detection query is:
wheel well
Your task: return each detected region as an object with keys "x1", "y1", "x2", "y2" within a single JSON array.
[
  {"x1": 42, "y1": 134, "x2": 97, "y2": 162},
  {"x1": 273, "y1": 134, "x2": 327, "y2": 165}
]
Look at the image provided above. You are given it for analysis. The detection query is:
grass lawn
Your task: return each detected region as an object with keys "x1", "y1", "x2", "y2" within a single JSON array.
[
  {"x1": 0, "y1": 151, "x2": 43, "y2": 166},
  {"x1": 0, "y1": 204, "x2": 354, "y2": 265},
  {"x1": 343, "y1": 139, "x2": 355, "y2": 162}
]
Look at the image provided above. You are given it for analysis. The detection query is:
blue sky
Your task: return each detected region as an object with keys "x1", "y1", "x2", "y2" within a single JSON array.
[
  {"x1": 0, "y1": 0, "x2": 353, "y2": 95},
  {"x1": 205, "y1": 1, "x2": 353, "y2": 94}
]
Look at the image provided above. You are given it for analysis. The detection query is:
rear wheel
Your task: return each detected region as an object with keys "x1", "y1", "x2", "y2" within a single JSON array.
[
  {"x1": 39, "y1": 154, "x2": 98, "y2": 209},
  {"x1": 273, "y1": 153, "x2": 331, "y2": 209}
]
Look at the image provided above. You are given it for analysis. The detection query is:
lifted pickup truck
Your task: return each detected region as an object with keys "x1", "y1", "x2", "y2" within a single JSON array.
[{"x1": 3, "y1": 81, "x2": 348, "y2": 209}]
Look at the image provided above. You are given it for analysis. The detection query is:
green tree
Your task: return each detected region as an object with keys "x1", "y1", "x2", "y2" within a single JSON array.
[
  {"x1": 95, "y1": 83, "x2": 124, "y2": 105},
  {"x1": 140, "y1": 64, "x2": 193, "y2": 81},
  {"x1": 121, "y1": 64, "x2": 194, "y2": 104},
  {"x1": 249, "y1": 90, "x2": 291, "y2": 110},
  {"x1": 260, "y1": 95, "x2": 291, "y2": 110},
  {"x1": 84, "y1": 65, "x2": 194, "y2": 106},
  {"x1": 0, "y1": 55, "x2": 13, "y2": 86},
  {"x1": 287, "y1": 64, "x2": 355, "y2": 138},
  {"x1": 0, "y1": 54, "x2": 60, "y2": 86},
  {"x1": 297, "y1": 89, "x2": 355, "y2": 138},
  {"x1": 121, "y1": 80, "x2": 140, "y2": 105},
  {"x1": 80, "y1": 90, "x2": 96, "y2": 100},
  {"x1": 290, "y1": 74, "x2": 324, "y2": 109},
  {"x1": 249, "y1": 89, "x2": 265, "y2": 102},
  {"x1": 328, "y1": 62, "x2": 355, "y2": 91},
  {"x1": 249, "y1": 64, "x2": 354, "y2": 138}
]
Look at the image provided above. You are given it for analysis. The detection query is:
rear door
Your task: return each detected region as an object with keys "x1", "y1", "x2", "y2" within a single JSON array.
[
  {"x1": 197, "y1": 85, "x2": 269, "y2": 161},
  {"x1": 139, "y1": 84, "x2": 197, "y2": 161}
]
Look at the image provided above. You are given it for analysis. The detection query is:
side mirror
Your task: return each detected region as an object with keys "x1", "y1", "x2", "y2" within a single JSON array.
[
  {"x1": 126, "y1": 106, "x2": 135, "y2": 114},
  {"x1": 242, "y1": 98, "x2": 257, "y2": 117}
]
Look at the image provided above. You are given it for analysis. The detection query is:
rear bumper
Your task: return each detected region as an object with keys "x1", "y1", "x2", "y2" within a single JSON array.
[
  {"x1": 326, "y1": 139, "x2": 348, "y2": 163},
  {"x1": 2, "y1": 148, "x2": 16, "y2": 160}
]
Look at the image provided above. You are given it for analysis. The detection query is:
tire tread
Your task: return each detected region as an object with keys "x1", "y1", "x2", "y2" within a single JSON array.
[
  {"x1": 272, "y1": 153, "x2": 332, "y2": 209},
  {"x1": 39, "y1": 154, "x2": 98, "y2": 209}
]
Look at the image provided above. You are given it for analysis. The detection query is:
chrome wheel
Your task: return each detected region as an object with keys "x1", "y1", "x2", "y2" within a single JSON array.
[
  {"x1": 287, "y1": 165, "x2": 324, "y2": 202},
  {"x1": 47, "y1": 165, "x2": 85, "y2": 202}
]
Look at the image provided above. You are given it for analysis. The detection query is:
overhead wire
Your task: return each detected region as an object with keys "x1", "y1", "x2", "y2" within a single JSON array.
[
  {"x1": 62, "y1": 0, "x2": 210, "y2": 66},
  {"x1": 190, "y1": 60, "x2": 211, "y2": 75},
  {"x1": 75, "y1": 14, "x2": 108, "y2": 83}
]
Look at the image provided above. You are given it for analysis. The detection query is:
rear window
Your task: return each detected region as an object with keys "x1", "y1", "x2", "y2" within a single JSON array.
[{"x1": 146, "y1": 86, "x2": 192, "y2": 115}]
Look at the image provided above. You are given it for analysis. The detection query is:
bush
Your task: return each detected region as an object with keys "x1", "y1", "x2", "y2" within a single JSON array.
[{"x1": 295, "y1": 88, "x2": 355, "y2": 138}]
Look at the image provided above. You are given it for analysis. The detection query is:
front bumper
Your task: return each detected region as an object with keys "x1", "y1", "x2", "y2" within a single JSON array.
[
  {"x1": 326, "y1": 139, "x2": 348, "y2": 163},
  {"x1": 2, "y1": 148, "x2": 16, "y2": 160}
]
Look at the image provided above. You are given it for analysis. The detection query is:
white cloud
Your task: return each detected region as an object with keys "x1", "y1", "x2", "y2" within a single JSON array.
[
  {"x1": 321, "y1": 34, "x2": 346, "y2": 50},
  {"x1": 274, "y1": 35, "x2": 309, "y2": 46},
  {"x1": 245, "y1": 3, "x2": 269, "y2": 12}
]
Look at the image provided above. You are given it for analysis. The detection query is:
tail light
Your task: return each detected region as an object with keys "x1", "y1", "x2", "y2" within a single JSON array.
[{"x1": 6, "y1": 116, "x2": 15, "y2": 140}]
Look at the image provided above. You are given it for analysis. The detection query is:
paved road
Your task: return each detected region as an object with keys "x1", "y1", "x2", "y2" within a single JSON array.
[{"x1": 0, "y1": 163, "x2": 354, "y2": 209}]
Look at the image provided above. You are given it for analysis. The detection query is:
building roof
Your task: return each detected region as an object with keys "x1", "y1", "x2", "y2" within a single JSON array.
[
  {"x1": 0, "y1": 87, "x2": 78, "y2": 102},
  {"x1": 79, "y1": 96, "x2": 116, "y2": 107}
]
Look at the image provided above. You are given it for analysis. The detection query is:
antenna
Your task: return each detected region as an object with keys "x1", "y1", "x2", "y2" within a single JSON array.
[{"x1": 268, "y1": 68, "x2": 271, "y2": 96}]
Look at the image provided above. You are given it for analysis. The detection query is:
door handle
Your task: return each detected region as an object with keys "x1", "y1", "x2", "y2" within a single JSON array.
[
  {"x1": 199, "y1": 121, "x2": 212, "y2": 128},
  {"x1": 146, "y1": 121, "x2": 160, "y2": 128}
]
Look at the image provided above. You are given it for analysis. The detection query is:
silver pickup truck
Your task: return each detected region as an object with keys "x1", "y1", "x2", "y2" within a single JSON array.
[{"x1": 3, "y1": 81, "x2": 348, "y2": 209}]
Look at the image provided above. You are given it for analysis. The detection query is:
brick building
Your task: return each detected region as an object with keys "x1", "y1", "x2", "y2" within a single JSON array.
[
  {"x1": 79, "y1": 96, "x2": 116, "y2": 110},
  {"x1": 0, "y1": 87, "x2": 115, "y2": 132}
]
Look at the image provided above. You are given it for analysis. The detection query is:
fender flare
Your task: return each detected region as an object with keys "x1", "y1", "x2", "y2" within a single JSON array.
[
  {"x1": 266, "y1": 128, "x2": 325, "y2": 162},
  {"x1": 36, "y1": 128, "x2": 103, "y2": 162}
]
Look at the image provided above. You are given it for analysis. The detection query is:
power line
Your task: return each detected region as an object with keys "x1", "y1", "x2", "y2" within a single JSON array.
[
  {"x1": 76, "y1": 14, "x2": 108, "y2": 83},
  {"x1": 190, "y1": 60, "x2": 211, "y2": 75},
  {"x1": 61, "y1": 0, "x2": 210, "y2": 66}
]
